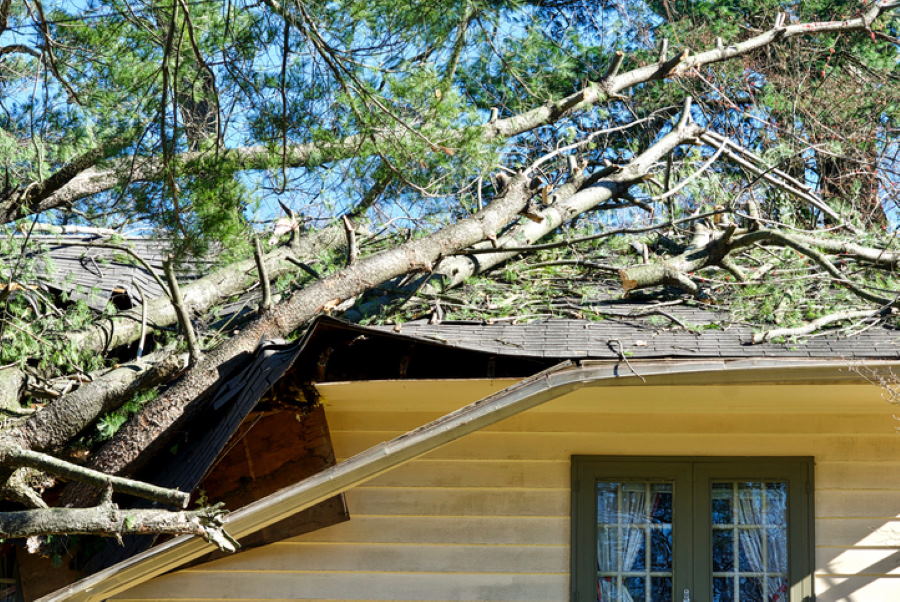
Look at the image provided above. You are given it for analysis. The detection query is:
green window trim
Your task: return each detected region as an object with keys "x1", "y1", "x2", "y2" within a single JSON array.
[{"x1": 571, "y1": 456, "x2": 814, "y2": 602}]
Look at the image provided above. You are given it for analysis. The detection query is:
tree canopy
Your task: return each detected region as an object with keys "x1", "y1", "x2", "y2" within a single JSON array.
[{"x1": 0, "y1": 0, "x2": 897, "y2": 574}]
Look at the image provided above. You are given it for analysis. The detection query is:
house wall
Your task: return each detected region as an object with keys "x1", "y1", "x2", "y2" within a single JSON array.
[{"x1": 114, "y1": 379, "x2": 900, "y2": 601}]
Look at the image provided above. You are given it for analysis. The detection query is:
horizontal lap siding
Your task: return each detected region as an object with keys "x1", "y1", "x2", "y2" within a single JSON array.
[{"x1": 117, "y1": 389, "x2": 900, "y2": 601}]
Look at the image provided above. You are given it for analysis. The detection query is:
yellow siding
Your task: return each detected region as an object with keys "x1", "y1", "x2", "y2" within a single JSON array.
[{"x1": 116, "y1": 381, "x2": 900, "y2": 602}]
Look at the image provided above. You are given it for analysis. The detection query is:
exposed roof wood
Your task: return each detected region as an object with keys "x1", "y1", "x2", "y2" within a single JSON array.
[{"x1": 76, "y1": 338, "x2": 345, "y2": 573}]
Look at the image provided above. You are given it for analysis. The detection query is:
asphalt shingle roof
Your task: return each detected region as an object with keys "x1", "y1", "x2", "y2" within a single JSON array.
[
  {"x1": 15, "y1": 235, "x2": 209, "y2": 311},
  {"x1": 368, "y1": 310, "x2": 900, "y2": 360}
]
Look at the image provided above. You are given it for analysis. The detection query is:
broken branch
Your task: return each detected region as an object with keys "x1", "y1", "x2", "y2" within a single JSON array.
[
  {"x1": 0, "y1": 444, "x2": 189, "y2": 507},
  {"x1": 751, "y1": 309, "x2": 888, "y2": 344},
  {"x1": 253, "y1": 237, "x2": 273, "y2": 313},
  {"x1": 0, "y1": 502, "x2": 236, "y2": 551}
]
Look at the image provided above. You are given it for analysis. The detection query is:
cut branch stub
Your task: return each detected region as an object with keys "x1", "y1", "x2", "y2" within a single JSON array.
[{"x1": 619, "y1": 269, "x2": 639, "y2": 292}]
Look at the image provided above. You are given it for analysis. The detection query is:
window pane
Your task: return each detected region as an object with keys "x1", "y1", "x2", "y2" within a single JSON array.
[
  {"x1": 651, "y1": 577, "x2": 673, "y2": 602},
  {"x1": 713, "y1": 528, "x2": 734, "y2": 572},
  {"x1": 598, "y1": 482, "x2": 618, "y2": 524},
  {"x1": 597, "y1": 526, "x2": 617, "y2": 572},
  {"x1": 713, "y1": 577, "x2": 734, "y2": 601},
  {"x1": 651, "y1": 526, "x2": 673, "y2": 571},
  {"x1": 766, "y1": 483, "x2": 787, "y2": 525},
  {"x1": 622, "y1": 483, "x2": 648, "y2": 524},
  {"x1": 737, "y1": 483, "x2": 763, "y2": 525},
  {"x1": 738, "y1": 528, "x2": 764, "y2": 572},
  {"x1": 767, "y1": 527, "x2": 788, "y2": 573},
  {"x1": 739, "y1": 576, "x2": 763, "y2": 599},
  {"x1": 623, "y1": 576, "x2": 646, "y2": 601},
  {"x1": 712, "y1": 483, "x2": 733, "y2": 524},
  {"x1": 597, "y1": 576, "x2": 617, "y2": 601},
  {"x1": 767, "y1": 576, "x2": 789, "y2": 602},
  {"x1": 624, "y1": 528, "x2": 646, "y2": 571},
  {"x1": 650, "y1": 483, "x2": 673, "y2": 523}
]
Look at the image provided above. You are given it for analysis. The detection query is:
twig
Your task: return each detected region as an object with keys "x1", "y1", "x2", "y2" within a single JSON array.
[
  {"x1": 286, "y1": 256, "x2": 321, "y2": 279},
  {"x1": 652, "y1": 136, "x2": 726, "y2": 201},
  {"x1": 134, "y1": 282, "x2": 148, "y2": 359},
  {"x1": 700, "y1": 131, "x2": 856, "y2": 233},
  {"x1": 603, "y1": 50, "x2": 625, "y2": 80},
  {"x1": 608, "y1": 339, "x2": 646, "y2": 383}
]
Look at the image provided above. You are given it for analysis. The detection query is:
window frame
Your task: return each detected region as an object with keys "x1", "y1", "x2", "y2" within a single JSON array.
[{"x1": 570, "y1": 456, "x2": 814, "y2": 602}]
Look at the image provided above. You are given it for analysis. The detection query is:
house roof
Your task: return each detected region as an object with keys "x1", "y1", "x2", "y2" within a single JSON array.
[
  {"x1": 369, "y1": 313, "x2": 900, "y2": 360},
  {"x1": 16, "y1": 234, "x2": 208, "y2": 311}
]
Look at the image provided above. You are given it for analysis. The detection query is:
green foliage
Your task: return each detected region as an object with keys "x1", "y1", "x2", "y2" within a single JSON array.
[
  {"x1": 0, "y1": 237, "x2": 107, "y2": 375},
  {"x1": 95, "y1": 388, "x2": 159, "y2": 443}
]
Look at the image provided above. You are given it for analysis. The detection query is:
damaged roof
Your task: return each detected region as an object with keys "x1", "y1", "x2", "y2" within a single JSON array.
[{"x1": 15, "y1": 234, "x2": 209, "y2": 311}]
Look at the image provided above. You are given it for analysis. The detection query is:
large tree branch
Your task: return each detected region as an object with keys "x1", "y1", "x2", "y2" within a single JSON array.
[
  {"x1": 5, "y1": 1, "x2": 895, "y2": 223},
  {"x1": 618, "y1": 226, "x2": 898, "y2": 307},
  {"x1": 0, "y1": 501, "x2": 236, "y2": 551},
  {"x1": 0, "y1": 135, "x2": 133, "y2": 223},
  {"x1": 345, "y1": 112, "x2": 704, "y2": 319},
  {"x1": 14, "y1": 350, "x2": 185, "y2": 453},
  {"x1": 751, "y1": 308, "x2": 889, "y2": 344}
]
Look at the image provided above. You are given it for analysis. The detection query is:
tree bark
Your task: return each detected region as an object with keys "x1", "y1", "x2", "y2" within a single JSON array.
[
  {"x1": 12, "y1": 350, "x2": 186, "y2": 454},
  {"x1": 0, "y1": 445, "x2": 189, "y2": 507}
]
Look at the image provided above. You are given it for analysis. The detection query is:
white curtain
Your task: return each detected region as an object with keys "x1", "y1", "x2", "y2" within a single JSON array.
[
  {"x1": 737, "y1": 485, "x2": 765, "y2": 575},
  {"x1": 736, "y1": 483, "x2": 789, "y2": 601}
]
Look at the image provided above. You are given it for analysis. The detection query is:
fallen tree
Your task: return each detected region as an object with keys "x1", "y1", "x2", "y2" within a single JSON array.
[{"x1": 0, "y1": 0, "x2": 896, "y2": 554}]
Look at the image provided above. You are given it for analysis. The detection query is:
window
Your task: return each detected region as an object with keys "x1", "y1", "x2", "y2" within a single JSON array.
[{"x1": 571, "y1": 457, "x2": 813, "y2": 602}]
